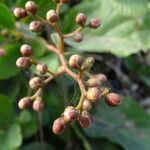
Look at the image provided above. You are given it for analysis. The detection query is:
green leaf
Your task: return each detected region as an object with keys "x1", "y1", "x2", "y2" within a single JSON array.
[
  {"x1": 84, "y1": 98, "x2": 150, "y2": 150},
  {"x1": 0, "y1": 94, "x2": 14, "y2": 128},
  {"x1": 0, "y1": 3, "x2": 15, "y2": 29},
  {"x1": 0, "y1": 123, "x2": 22, "y2": 150},
  {"x1": 18, "y1": 110, "x2": 37, "y2": 138},
  {"x1": 0, "y1": 44, "x2": 20, "y2": 79}
]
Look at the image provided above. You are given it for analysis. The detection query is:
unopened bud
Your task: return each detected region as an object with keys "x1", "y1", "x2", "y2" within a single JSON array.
[
  {"x1": 69, "y1": 54, "x2": 82, "y2": 69},
  {"x1": 0, "y1": 48, "x2": 6, "y2": 57},
  {"x1": 29, "y1": 77, "x2": 43, "y2": 89},
  {"x1": 78, "y1": 111, "x2": 93, "y2": 128},
  {"x1": 73, "y1": 32, "x2": 83, "y2": 42},
  {"x1": 106, "y1": 93, "x2": 122, "y2": 107},
  {"x1": 86, "y1": 87, "x2": 101, "y2": 102},
  {"x1": 46, "y1": 10, "x2": 58, "y2": 23},
  {"x1": 52, "y1": 118, "x2": 66, "y2": 134},
  {"x1": 87, "y1": 78, "x2": 101, "y2": 87},
  {"x1": 13, "y1": 8, "x2": 28, "y2": 18},
  {"x1": 20, "y1": 44, "x2": 32, "y2": 56},
  {"x1": 63, "y1": 106, "x2": 79, "y2": 122},
  {"x1": 16, "y1": 57, "x2": 31, "y2": 69},
  {"x1": 36, "y1": 63, "x2": 48, "y2": 74},
  {"x1": 89, "y1": 18, "x2": 101, "y2": 29},
  {"x1": 18, "y1": 97, "x2": 31, "y2": 109},
  {"x1": 76, "y1": 13, "x2": 86, "y2": 26},
  {"x1": 33, "y1": 97, "x2": 44, "y2": 112},
  {"x1": 83, "y1": 99, "x2": 92, "y2": 111},
  {"x1": 29, "y1": 21, "x2": 42, "y2": 32},
  {"x1": 25, "y1": 1, "x2": 37, "y2": 15},
  {"x1": 96, "y1": 74, "x2": 107, "y2": 83}
]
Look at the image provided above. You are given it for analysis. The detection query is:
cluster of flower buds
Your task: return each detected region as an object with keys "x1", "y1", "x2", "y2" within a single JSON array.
[{"x1": 14, "y1": 0, "x2": 122, "y2": 135}]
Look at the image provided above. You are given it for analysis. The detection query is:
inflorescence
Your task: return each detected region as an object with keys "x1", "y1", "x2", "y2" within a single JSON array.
[{"x1": 14, "y1": 0, "x2": 122, "y2": 135}]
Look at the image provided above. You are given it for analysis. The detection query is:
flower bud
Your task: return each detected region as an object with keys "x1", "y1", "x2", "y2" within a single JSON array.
[
  {"x1": 46, "y1": 10, "x2": 58, "y2": 23},
  {"x1": 13, "y1": 8, "x2": 28, "y2": 18},
  {"x1": 96, "y1": 74, "x2": 107, "y2": 83},
  {"x1": 106, "y1": 93, "x2": 122, "y2": 107},
  {"x1": 63, "y1": 106, "x2": 79, "y2": 122},
  {"x1": 29, "y1": 77, "x2": 43, "y2": 89},
  {"x1": 73, "y1": 32, "x2": 83, "y2": 42},
  {"x1": 52, "y1": 118, "x2": 66, "y2": 135},
  {"x1": 18, "y1": 97, "x2": 31, "y2": 109},
  {"x1": 76, "y1": 13, "x2": 86, "y2": 26},
  {"x1": 78, "y1": 111, "x2": 93, "y2": 128},
  {"x1": 0, "y1": 48, "x2": 6, "y2": 57},
  {"x1": 86, "y1": 87, "x2": 101, "y2": 102},
  {"x1": 16, "y1": 57, "x2": 31, "y2": 69},
  {"x1": 36, "y1": 63, "x2": 48, "y2": 74},
  {"x1": 69, "y1": 54, "x2": 82, "y2": 69},
  {"x1": 33, "y1": 97, "x2": 44, "y2": 112},
  {"x1": 87, "y1": 78, "x2": 101, "y2": 87},
  {"x1": 89, "y1": 18, "x2": 101, "y2": 29},
  {"x1": 61, "y1": 0, "x2": 69, "y2": 3},
  {"x1": 20, "y1": 44, "x2": 32, "y2": 56},
  {"x1": 25, "y1": 1, "x2": 37, "y2": 15},
  {"x1": 83, "y1": 99, "x2": 92, "y2": 111},
  {"x1": 29, "y1": 21, "x2": 42, "y2": 32}
]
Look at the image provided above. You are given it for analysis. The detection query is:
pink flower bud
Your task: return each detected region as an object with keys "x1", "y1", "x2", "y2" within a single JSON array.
[
  {"x1": 25, "y1": 1, "x2": 37, "y2": 15},
  {"x1": 29, "y1": 77, "x2": 43, "y2": 89},
  {"x1": 106, "y1": 93, "x2": 122, "y2": 107},
  {"x1": 36, "y1": 63, "x2": 48, "y2": 74},
  {"x1": 46, "y1": 10, "x2": 58, "y2": 23},
  {"x1": 29, "y1": 21, "x2": 42, "y2": 32},
  {"x1": 20, "y1": 44, "x2": 32, "y2": 56},
  {"x1": 33, "y1": 98, "x2": 44, "y2": 112},
  {"x1": 52, "y1": 118, "x2": 66, "y2": 134},
  {"x1": 69, "y1": 54, "x2": 82, "y2": 69},
  {"x1": 73, "y1": 32, "x2": 83, "y2": 42},
  {"x1": 18, "y1": 97, "x2": 31, "y2": 109},
  {"x1": 87, "y1": 78, "x2": 101, "y2": 87},
  {"x1": 96, "y1": 74, "x2": 107, "y2": 83},
  {"x1": 83, "y1": 99, "x2": 92, "y2": 111},
  {"x1": 63, "y1": 106, "x2": 79, "y2": 122},
  {"x1": 76, "y1": 13, "x2": 87, "y2": 26},
  {"x1": 86, "y1": 87, "x2": 101, "y2": 102},
  {"x1": 16, "y1": 57, "x2": 31, "y2": 69},
  {"x1": 78, "y1": 111, "x2": 93, "y2": 128},
  {"x1": 13, "y1": 8, "x2": 28, "y2": 18},
  {"x1": 0, "y1": 48, "x2": 6, "y2": 57},
  {"x1": 89, "y1": 18, "x2": 101, "y2": 29}
]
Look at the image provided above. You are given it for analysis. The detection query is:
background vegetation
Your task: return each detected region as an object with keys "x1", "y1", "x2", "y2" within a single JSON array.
[{"x1": 0, "y1": 0, "x2": 149, "y2": 150}]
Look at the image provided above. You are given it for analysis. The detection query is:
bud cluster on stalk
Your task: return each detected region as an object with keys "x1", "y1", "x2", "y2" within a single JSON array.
[{"x1": 13, "y1": 0, "x2": 122, "y2": 135}]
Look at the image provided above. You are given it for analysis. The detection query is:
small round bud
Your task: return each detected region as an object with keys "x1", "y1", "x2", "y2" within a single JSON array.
[
  {"x1": 69, "y1": 54, "x2": 82, "y2": 69},
  {"x1": 86, "y1": 87, "x2": 101, "y2": 102},
  {"x1": 36, "y1": 63, "x2": 48, "y2": 74},
  {"x1": 29, "y1": 21, "x2": 42, "y2": 32},
  {"x1": 76, "y1": 13, "x2": 87, "y2": 26},
  {"x1": 63, "y1": 106, "x2": 79, "y2": 122},
  {"x1": 73, "y1": 32, "x2": 83, "y2": 42},
  {"x1": 78, "y1": 111, "x2": 93, "y2": 128},
  {"x1": 52, "y1": 118, "x2": 66, "y2": 135},
  {"x1": 29, "y1": 77, "x2": 43, "y2": 89},
  {"x1": 61, "y1": 0, "x2": 69, "y2": 3},
  {"x1": 96, "y1": 74, "x2": 107, "y2": 83},
  {"x1": 89, "y1": 18, "x2": 101, "y2": 29},
  {"x1": 87, "y1": 78, "x2": 101, "y2": 87},
  {"x1": 16, "y1": 57, "x2": 31, "y2": 69},
  {"x1": 0, "y1": 48, "x2": 6, "y2": 57},
  {"x1": 13, "y1": 8, "x2": 28, "y2": 18},
  {"x1": 20, "y1": 44, "x2": 32, "y2": 56},
  {"x1": 33, "y1": 98, "x2": 44, "y2": 112},
  {"x1": 106, "y1": 93, "x2": 122, "y2": 107},
  {"x1": 25, "y1": 1, "x2": 37, "y2": 15},
  {"x1": 83, "y1": 99, "x2": 92, "y2": 111},
  {"x1": 46, "y1": 10, "x2": 58, "y2": 23},
  {"x1": 18, "y1": 97, "x2": 31, "y2": 109}
]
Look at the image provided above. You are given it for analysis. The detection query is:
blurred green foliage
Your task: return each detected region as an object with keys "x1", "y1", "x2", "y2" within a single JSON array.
[{"x1": 0, "y1": 0, "x2": 149, "y2": 150}]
